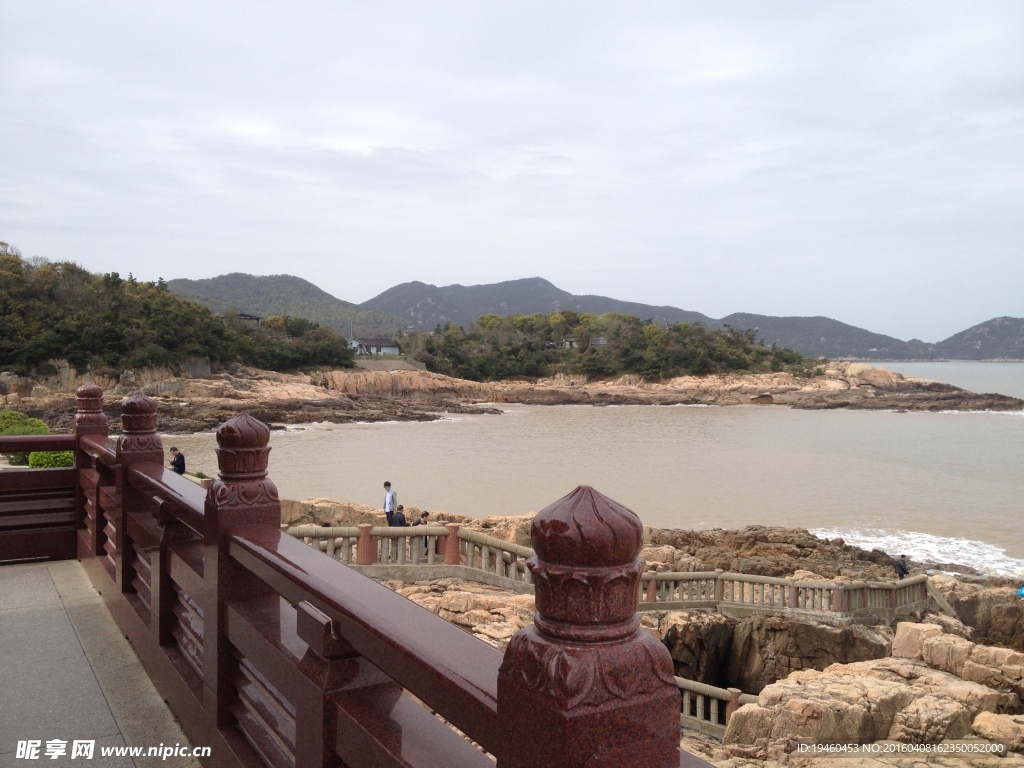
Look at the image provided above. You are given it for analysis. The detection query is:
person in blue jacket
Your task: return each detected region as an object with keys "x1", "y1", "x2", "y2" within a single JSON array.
[
  {"x1": 169, "y1": 447, "x2": 185, "y2": 475},
  {"x1": 391, "y1": 504, "x2": 409, "y2": 527}
]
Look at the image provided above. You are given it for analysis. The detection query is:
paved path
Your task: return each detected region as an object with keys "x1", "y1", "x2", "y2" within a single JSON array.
[{"x1": 0, "y1": 561, "x2": 200, "y2": 768}]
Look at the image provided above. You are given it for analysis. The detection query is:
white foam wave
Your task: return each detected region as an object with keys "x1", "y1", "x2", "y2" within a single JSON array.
[{"x1": 810, "y1": 527, "x2": 1024, "y2": 577}]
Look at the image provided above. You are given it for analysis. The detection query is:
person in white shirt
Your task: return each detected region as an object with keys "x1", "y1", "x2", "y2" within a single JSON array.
[{"x1": 383, "y1": 481, "x2": 397, "y2": 526}]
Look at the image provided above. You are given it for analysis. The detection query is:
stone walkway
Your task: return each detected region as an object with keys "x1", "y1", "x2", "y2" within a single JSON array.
[{"x1": 0, "y1": 560, "x2": 200, "y2": 768}]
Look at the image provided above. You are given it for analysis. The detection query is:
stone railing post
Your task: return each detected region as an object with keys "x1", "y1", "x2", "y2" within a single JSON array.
[
  {"x1": 714, "y1": 569, "x2": 725, "y2": 602},
  {"x1": 204, "y1": 413, "x2": 281, "y2": 729},
  {"x1": 74, "y1": 384, "x2": 109, "y2": 559},
  {"x1": 497, "y1": 486, "x2": 686, "y2": 768},
  {"x1": 725, "y1": 688, "x2": 742, "y2": 723},
  {"x1": 356, "y1": 524, "x2": 374, "y2": 565},
  {"x1": 444, "y1": 523, "x2": 461, "y2": 565},
  {"x1": 787, "y1": 579, "x2": 798, "y2": 609}
]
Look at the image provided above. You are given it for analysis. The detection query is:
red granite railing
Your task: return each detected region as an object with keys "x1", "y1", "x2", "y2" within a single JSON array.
[
  {"x1": 0, "y1": 433, "x2": 77, "y2": 561},
  {"x1": 0, "y1": 385, "x2": 711, "y2": 768}
]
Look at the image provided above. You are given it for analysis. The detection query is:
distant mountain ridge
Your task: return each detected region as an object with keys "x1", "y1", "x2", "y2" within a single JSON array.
[
  {"x1": 168, "y1": 273, "x2": 1023, "y2": 360},
  {"x1": 167, "y1": 274, "x2": 399, "y2": 337},
  {"x1": 361, "y1": 277, "x2": 709, "y2": 329}
]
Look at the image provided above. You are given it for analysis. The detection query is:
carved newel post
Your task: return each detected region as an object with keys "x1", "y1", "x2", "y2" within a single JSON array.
[
  {"x1": 204, "y1": 413, "x2": 281, "y2": 727},
  {"x1": 118, "y1": 392, "x2": 163, "y2": 463},
  {"x1": 74, "y1": 384, "x2": 109, "y2": 559},
  {"x1": 497, "y1": 486, "x2": 682, "y2": 768},
  {"x1": 75, "y1": 383, "x2": 109, "y2": 437}
]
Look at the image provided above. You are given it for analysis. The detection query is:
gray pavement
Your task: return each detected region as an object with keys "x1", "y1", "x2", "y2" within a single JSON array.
[{"x1": 0, "y1": 561, "x2": 201, "y2": 768}]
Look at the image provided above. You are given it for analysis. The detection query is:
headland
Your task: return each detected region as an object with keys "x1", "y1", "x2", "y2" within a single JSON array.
[{"x1": 2, "y1": 360, "x2": 1020, "y2": 434}]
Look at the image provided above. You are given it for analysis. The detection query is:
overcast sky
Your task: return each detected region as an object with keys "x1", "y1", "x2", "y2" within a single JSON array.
[{"x1": 2, "y1": 2, "x2": 1021, "y2": 342}]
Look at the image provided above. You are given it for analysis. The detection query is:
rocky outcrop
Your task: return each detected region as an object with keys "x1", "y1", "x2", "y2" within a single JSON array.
[
  {"x1": 726, "y1": 616, "x2": 892, "y2": 693},
  {"x1": 891, "y1": 623, "x2": 1024, "y2": 701},
  {"x1": 386, "y1": 579, "x2": 535, "y2": 650},
  {"x1": 280, "y1": 496, "x2": 476, "y2": 528},
  {"x1": 641, "y1": 525, "x2": 906, "y2": 581},
  {"x1": 641, "y1": 610, "x2": 737, "y2": 686},
  {"x1": 973, "y1": 712, "x2": 1024, "y2": 752},
  {"x1": 723, "y1": 622, "x2": 1024, "y2": 759},
  {"x1": 930, "y1": 575, "x2": 1024, "y2": 651}
]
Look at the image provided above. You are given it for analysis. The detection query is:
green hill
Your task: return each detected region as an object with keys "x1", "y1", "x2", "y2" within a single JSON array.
[
  {"x1": 168, "y1": 273, "x2": 398, "y2": 337},
  {"x1": 0, "y1": 244, "x2": 354, "y2": 376}
]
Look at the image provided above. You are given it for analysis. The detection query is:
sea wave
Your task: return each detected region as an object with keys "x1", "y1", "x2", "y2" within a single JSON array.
[{"x1": 810, "y1": 527, "x2": 1024, "y2": 577}]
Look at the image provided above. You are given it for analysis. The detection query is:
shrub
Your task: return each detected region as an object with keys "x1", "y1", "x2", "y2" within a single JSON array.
[
  {"x1": 28, "y1": 450, "x2": 74, "y2": 468},
  {"x1": 0, "y1": 410, "x2": 50, "y2": 466}
]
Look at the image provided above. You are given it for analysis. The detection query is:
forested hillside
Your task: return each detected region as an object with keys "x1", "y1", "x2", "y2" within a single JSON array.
[
  {"x1": 0, "y1": 243, "x2": 354, "y2": 376},
  {"x1": 401, "y1": 312, "x2": 813, "y2": 381},
  {"x1": 168, "y1": 273, "x2": 398, "y2": 337}
]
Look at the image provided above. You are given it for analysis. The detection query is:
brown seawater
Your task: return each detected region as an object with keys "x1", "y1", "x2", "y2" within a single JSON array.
[{"x1": 169, "y1": 369, "x2": 1024, "y2": 576}]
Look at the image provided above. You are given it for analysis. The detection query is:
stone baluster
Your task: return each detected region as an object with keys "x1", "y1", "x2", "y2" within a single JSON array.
[
  {"x1": 74, "y1": 384, "x2": 109, "y2": 558},
  {"x1": 497, "y1": 486, "x2": 689, "y2": 768},
  {"x1": 787, "y1": 579, "x2": 798, "y2": 609},
  {"x1": 203, "y1": 413, "x2": 281, "y2": 728}
]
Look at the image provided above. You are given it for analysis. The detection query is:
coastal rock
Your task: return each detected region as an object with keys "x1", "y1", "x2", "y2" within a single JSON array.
[
  {"x1": 391, "y1": 580, "x2": 535, "y2": 650},
  {"x1": 725, "y1": 616, "x2": 892, "y2": 693},
  {"x1": 724, "y1": 654, "x2": 1007, "y2": 753},
  {"x1": 892, "y1": 622, "x2": 945, "y2": 660},
  {"x1": 973, "y1": 712, "x2": 1024, "y2": 753},
  {"x1": 888, "y1": 695, "x2": 972, "y2": 743},
  {"x1": 923, "y1": 634, "x2": 975, "y2": 676},
  {"x1": 950, "y1": 585, "x2": 1024, "y2": 652},
  {"x1": 8, "y1": 358, "x2": 1021, "y2": 435},
  {"x1": 654, "y1": 610, "x2": 736, "y2": 686}
]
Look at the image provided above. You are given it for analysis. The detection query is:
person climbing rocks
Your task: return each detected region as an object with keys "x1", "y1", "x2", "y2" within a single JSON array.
[{"x1": 894, "y1": 554, "x2": 910, "y2": 580}]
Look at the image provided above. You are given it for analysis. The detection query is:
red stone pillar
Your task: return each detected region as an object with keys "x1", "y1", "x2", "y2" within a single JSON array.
[
  {"x1": 444, "y1": 523, "x2": 462, "y2": 565},
  {"x1": 203, "y1": 413, "x2": 281, "y2": 729},
  {"x1": 497, "y1": 486, "x2": 687, "y2": 768},
  {"x1": 116, "y1": 393, "x2": 164, "y2": 594},
  {"x1": 831, "y1": 584, "x2": 845, "y2": 613},
  {"x1": 725, "y1": 688, "x2": 742, "y2": 723},
  {"x1": 74, "y1": 384, "x2": 108, "y2": 559},
  {"x1": 356, "y1": 524, "x2": 374, "y2": 565}
]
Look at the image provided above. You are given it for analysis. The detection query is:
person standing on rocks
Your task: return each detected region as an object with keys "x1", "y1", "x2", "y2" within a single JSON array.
[
  {"x1": 383, "y1": 481, "x2": 397, "y2": 526},
  {"x1": 392, "y1": 504, "x2": 409, "y2": 527},
  {"x1": 169, "y1": 447, "x2": 185, "y2": 475},
  {"x1": 894, "y1": 554, "x2": 910, "y2": 580}
]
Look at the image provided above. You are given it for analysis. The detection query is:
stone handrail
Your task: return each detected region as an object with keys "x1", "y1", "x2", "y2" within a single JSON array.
[
  {"x1": 285, "y1": 522, "x2": 933, "y2": 624},
  {"x1": 676, "y1": 677, "x2": 758, "y2": 739},
  {"x1": 639, "y1": 570, "x2": 930, "y2": 623},
  {"x1": 0, "y1": 384, "x2": 710, "y2": 768},
  {"x1": 286, "y1": 522, "x2": 536, "y2": 587}
]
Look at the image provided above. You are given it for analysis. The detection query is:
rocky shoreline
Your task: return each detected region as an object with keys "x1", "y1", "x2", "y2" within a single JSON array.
[{"x1": 2, "y1": 359, "x2": 1021, "y2": 434}]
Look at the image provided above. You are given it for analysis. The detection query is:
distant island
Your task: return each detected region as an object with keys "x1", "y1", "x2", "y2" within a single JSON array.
[{"x1": 169, "y1": 273, "x2": 1024, "y2": 361}]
